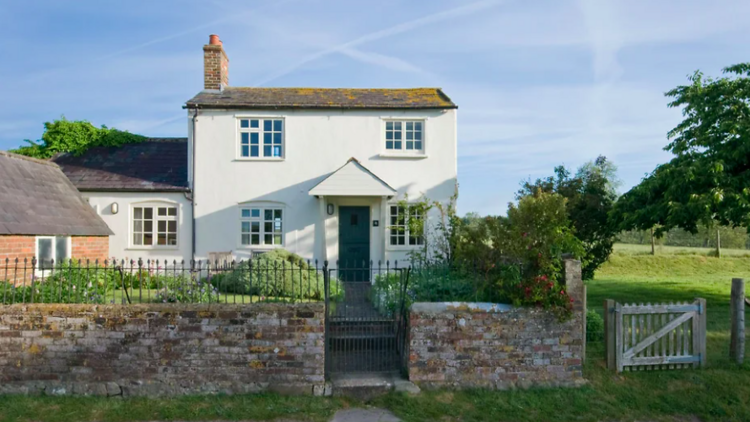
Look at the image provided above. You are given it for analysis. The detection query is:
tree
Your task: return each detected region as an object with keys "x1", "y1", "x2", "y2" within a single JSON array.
[
  {"x1": 10, "y1": 117, "x2": 146, "y2": 159},
  {"x1": 494, "y1": 190, "x2": 585, "y2": 282},
  {"x1": 518, "y1": 156, "x2": 619, "y2": 280},
  {"x1": 613, "y1": 64, "x2": 750, "y2": 239}
]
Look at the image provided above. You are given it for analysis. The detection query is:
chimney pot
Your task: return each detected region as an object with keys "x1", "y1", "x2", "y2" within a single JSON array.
[{"x1": 209, "y1": 34, "x2": 221, "y2": 45}]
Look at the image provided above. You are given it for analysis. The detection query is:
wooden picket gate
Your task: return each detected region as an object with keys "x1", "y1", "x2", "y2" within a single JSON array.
[{"x1": 604, "y1": 299, "x2": 707, "y2": 372}]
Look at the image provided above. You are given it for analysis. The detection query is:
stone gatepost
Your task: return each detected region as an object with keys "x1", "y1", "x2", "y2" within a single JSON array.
[{"x1": 564, "y1": 258, "x2": 586, "y2": 360}]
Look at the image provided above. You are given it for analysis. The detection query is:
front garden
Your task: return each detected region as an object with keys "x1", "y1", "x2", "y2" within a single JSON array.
[{"x1": 0, "y1": 249, "x2": 343, "y2": 305}]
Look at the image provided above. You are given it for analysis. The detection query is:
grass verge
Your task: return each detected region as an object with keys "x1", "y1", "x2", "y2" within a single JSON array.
[{"x1": 0, "y1": 393, "x2": 351, "y2": 422}]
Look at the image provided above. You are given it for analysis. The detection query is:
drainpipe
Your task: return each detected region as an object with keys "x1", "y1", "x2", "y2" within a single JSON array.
[{"x1": 190, "y1": 108, "x2": 199, "y2": 262}]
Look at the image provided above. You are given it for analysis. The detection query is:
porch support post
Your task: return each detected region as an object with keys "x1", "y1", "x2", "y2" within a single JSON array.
[
  {"x1": 318, "y1": 196, "x2": 328, "y2": 261},
  {"x1": 381, "y1": 196, "x2": 388, "y2": 262}
]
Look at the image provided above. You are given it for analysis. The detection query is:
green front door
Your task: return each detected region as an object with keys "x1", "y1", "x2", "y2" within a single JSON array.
[{"x1": 338, "y1": 206, "x2": 370, "y2": 282}]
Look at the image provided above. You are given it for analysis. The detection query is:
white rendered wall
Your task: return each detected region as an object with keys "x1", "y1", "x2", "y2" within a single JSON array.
[
  {"x1": 191, "y1": 108, "x2": 457, "y2": 264},
  {"x1": 81, "y1": 192, "x2": 193, "y2": 263}
]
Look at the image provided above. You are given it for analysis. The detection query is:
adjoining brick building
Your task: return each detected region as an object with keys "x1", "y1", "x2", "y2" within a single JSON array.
[{"x1": 0, "y1": 151, "x2": 113, "y2": 275}]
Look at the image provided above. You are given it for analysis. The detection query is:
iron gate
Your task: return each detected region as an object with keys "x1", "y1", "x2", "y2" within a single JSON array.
[{"x1": 324, "y1": 262, "x2": 411, "y2": 376}]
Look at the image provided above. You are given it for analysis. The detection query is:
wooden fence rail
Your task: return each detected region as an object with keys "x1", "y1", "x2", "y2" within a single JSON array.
[{"x1": 604, "y1": 298, "x2": 706, "y2": 372}]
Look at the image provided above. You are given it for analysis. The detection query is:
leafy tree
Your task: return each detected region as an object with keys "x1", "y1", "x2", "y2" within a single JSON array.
[
  {"x1": 10, "y1": 117, "x2": 146, "y2": 159},
  {"x1": 518, "y1": 156, "x2": 619, "y2": 280},
  {"x1": 613, "y1": 64, "x2": 750, "y2": 236},
  {"x1": 494, "y1": 191, "x2": 585, "y2": 281}
]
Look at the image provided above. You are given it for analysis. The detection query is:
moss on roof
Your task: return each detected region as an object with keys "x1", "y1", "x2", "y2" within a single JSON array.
[{"x1": 186, "y1": 87, "x2": 457, "y2": 110}]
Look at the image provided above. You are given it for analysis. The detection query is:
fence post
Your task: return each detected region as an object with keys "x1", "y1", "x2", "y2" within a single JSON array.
[
  {"x1": 730, "y1": 279, "x2": 745, "y2": 364},
  {"x1": 615, "y1": 302, "x2": 623, "y2": 372},
  {"x1": 697, "y1": 297, "x2": 707, "y2": 368},
  {"x1": 604, "y1": 299, "x2": 616, "y2": 370}
]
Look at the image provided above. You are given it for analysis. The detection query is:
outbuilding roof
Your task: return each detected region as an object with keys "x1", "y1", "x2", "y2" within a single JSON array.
[
  {"x1": 186, "y1": 87, "x2": 457, "y2": 110},
  {"x1": 0, "y1": 151, "x2": 113, "y2": 236},
  {"x1": 52, "y1": 138, "x2": 189, "y2": 192}
]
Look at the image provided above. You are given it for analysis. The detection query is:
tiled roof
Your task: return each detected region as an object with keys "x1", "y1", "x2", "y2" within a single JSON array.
[
  {"x1": 185, "y1": 87, "x2": 457, "y2": 110},
  {"x1": 0, "y1": 151, "x2": 113, "y2": 236},
  {"x1": 52, "y1": 138, "x2": 189, "y2": 192}
]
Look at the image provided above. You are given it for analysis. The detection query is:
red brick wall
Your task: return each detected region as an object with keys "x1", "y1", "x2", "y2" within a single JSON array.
[
  {"x1": 71, "y1": 236, "x2": 109, "y2": 262},
  {"x1": 0, "y1": 235, "x2": 35, "y2": 264},
  {"x1": 1, "y1": 235, "x2": 109, "y2": 284}
]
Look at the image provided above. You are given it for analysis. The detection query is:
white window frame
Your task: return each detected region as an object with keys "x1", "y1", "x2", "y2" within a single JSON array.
[
  {"x1": 238, "y1": 204, "x2": 285, "y2": 249},
  {"x1": 387, "y1": 204, "x2": 425, "y2": 249},
  {"x1": 382, "y1": 119, "x2": 426, "y2": 155},
  {"x1": 236, "y1": 116, "x2": 285, "y2": 161},
  {"x1": 35, "y1": 236, "x2": 72, "y2": 270},
  {"x1": 129, "y1": 202, "x2": 180, "y2": 250}
]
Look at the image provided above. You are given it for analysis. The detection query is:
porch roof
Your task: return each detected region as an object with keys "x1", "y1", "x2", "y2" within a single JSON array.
[{"x1": 309, "y1": 158, "x2": 397, "y2": 197}]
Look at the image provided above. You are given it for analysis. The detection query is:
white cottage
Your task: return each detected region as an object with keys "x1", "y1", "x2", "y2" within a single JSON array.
[
  {"x1": 186, "y1": 35, "x2": 458, "y2": 265},
  {"x1": 54, "y1": 34, "x2": 458, "y2": 266}
]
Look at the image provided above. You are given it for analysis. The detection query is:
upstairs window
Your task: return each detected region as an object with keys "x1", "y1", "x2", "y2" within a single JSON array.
[
  {"x1": 385, "y1": 120, "x2": 424, "y2": 153},
  {"x1": 240, "y1": 207, "x2": 283, "y2": 246},
  {"x1": 132, "y1": 205, "x2": 178, "y2": 247},
  {"x1": 239, "y1": 118, "x2": 284, "y2": 158}
]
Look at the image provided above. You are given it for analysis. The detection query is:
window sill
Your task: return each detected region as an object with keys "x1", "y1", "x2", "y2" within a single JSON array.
[
  {"x1": 233, "y1": 158, "x2": 285, "y2": 162},
  {"x1": 386, "y1": 245, "x2": 423, "y2": 252},
  {"x1": 378, "y1": 153, "x2": 428, "y2": 160},
  {"x1": 237, "y1": 245, "x2": 284, "y2": 250}
]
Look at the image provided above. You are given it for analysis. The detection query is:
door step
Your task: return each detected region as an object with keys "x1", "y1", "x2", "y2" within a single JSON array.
[{"x1": 330, "y1": 373, "x2": 420, "y2": 400}]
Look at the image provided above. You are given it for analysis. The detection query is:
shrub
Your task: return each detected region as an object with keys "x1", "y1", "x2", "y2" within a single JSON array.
[
  {"x1": 213, "y1": 249, "x2": 343, "y2": 301},
  {"x1": 0, "y1": 263, "x2": 111, "y2": 304},
  {"x1": 370, "y1": 261, "x2": 521, "y2": 317},
  {"x1": 154, "y1": 275, "x2": 220, "y2": 303},
  {"x1": 382, "y1": 191, "x2": 584, "y2": 320},
  {"x1": 586, "y1": 309, "x2": 605, "y2": 342},
  {"x1": 119, "y1": 269, "x2": 173, "y2": 290}
]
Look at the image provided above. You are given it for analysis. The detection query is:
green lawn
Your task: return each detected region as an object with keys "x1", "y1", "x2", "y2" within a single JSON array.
[
  {"x1": 614, "y1": 242, "x2": 750, "y2": 257},
  {"x1": 3, "y1": 249, "x2": 750, "y2": 422}
]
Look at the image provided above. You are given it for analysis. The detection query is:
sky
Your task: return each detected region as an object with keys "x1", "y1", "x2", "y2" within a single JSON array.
[{"x1": 1, "y1": 0, "x2": 749, "y2": 216}]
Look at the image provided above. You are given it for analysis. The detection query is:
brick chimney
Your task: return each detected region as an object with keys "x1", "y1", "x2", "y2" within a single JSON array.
[{"x1": 203, "y1": 34, "x2": 228, "y2": 90}]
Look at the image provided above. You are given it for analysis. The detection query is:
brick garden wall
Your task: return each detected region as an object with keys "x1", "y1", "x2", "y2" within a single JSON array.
[
  {"x1": 408, "y1": 259, "x2": 586, "y2": 389},
  {"x1": 0, "y1": 303, "x2": 325, "y2": 396}
]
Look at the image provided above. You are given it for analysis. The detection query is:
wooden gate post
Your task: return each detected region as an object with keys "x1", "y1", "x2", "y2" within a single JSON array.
[
  {"x1": 730, "y1": 278, "x2": 745, "y2": 364},
  {"x1": 604, "y1": 299, "x2": 616, "y2": 370},
  {"x1": 615, "y1": 302, "x2": 623, "y2": 372},
  {"x1": 695, "y1": 298, "x2": 707, "y2": 368}
]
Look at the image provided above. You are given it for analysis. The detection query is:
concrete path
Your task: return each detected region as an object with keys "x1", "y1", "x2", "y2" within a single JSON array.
[{"x1": 330, "y1": 408, "x2": 401, "y2": 422}]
